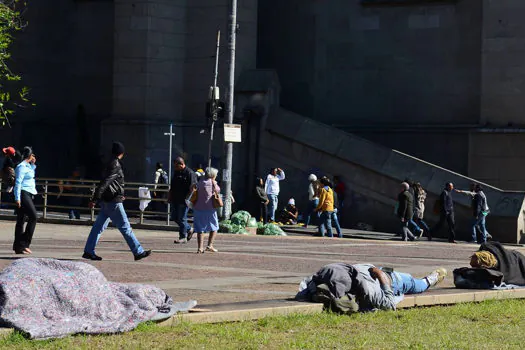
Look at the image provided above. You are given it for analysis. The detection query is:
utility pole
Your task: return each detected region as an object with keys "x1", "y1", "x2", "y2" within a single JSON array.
[
  {"x1": 164, "y1": 123, "x2": 175, "y2": 224},
  {"x1": 207, "y1": 30, "x2": 221, "y2": 170},
  {"x1": 223, "y1": 0, "x2": 237, "y2": 219}
]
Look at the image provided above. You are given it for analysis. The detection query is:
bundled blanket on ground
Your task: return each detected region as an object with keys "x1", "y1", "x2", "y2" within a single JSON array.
[{"x1": 0, "y1": 258, "x2": 197, "y2": 339}]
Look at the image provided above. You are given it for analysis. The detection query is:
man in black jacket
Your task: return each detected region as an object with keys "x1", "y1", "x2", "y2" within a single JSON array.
[
  {"x1": 430, "y1": 182, "x2": 456, "y2": 243},
  {"x1": 397, "y1": 182, "x2": 416, "y2": 241},
  {"x1": 168, "y1": 156, "x2": 197, "y2": 244},
  {"x1": 83, "y1": 142, "x2": 151, "y2": 261}
]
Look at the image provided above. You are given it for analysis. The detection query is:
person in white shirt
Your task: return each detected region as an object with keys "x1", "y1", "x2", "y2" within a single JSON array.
[
  {"x1": 305, "y1": 174, "x2": 320, "y2": 228},
  {"x1": 265, "y1": 168, "x2": 285, "y2": 222}
]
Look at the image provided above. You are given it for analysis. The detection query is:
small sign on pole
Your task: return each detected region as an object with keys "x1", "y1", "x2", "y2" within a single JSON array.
[{"x1": 224, "y1": 123, "x2": 242, "y2": 143}]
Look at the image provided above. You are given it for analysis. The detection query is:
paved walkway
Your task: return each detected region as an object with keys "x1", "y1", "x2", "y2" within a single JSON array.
[{"x1": 0, "y1": 220, "x2": 520, "y2": 308}]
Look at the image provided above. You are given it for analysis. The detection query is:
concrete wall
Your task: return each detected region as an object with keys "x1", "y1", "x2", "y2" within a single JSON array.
[
  {"x1": 258, "y1": 0, "x2": 482, "y2": 125},
  {"x1": 481, "y1": 0, "x2": 525, "y2": 125}
]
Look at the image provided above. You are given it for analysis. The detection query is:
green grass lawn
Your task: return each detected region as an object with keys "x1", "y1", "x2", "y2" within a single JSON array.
[{"x1": 2, "y1": 299, "x2": 525, "y2": 349}]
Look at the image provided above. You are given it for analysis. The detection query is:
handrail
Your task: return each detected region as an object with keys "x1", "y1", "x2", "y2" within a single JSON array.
[{"x1": 0, "y1": 177, "x2": 173, "y2": 226}]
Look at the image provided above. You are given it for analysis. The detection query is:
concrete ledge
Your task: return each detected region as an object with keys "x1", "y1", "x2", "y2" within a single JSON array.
[
  {"x1": 398, "y1": 288, "x2": 525, "y2": 308},
  {"x1": 159, "y1": 303, "x2": 324, "y2": 326}
]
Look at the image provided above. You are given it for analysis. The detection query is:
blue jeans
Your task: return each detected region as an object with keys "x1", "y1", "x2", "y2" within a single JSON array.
[
  {"x1": 331, "y1": 211, "x2": 342, "y2": 238},
  {"x1": 414, "y1": 218, "x2": 430, "y2": 232},
  {"x1": 172, "y1": 204, "x2": 191, "y2": 239},
  {"x1": 267, "y1": 194, "x2": 278, "y2": 221},
  {"x1": 84, "y1": 202, "x2": 144, "y2": 256},
  {"x1": 318, "y1": 211, "x2": 333, "y2": 237},
  {"x1": 390, "y1": 271, "x2": 429, "y2": 296},
  {"x1": 305, "y1": 199, "x2": 319, "y2": 227},
  {"x1": 408, "y1": 219, "x2": 422, "y2": 234},
  {"x1": 472, "y1": 215, "x2": 489, "y2": 243}
]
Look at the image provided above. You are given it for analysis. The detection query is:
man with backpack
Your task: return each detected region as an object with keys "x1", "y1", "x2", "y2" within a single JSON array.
[{"x1": 153, "y1": 162, "x2": 169, "y2": 197}]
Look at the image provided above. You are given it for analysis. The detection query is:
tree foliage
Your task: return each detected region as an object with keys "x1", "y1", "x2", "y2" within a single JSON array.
[{"x1": 0, "y1": 0, "x2": 28, "y2": 128}]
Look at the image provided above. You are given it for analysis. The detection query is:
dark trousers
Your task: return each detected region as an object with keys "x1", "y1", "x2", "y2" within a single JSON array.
[
  {"x1": 259, "y1": 203, "x2": 268, "y2": 224},
  {"x1": 432, "y1": 212, "x2": 456, "y2": 241},
  {"x1": 14, "y1": 190, "x2": 37, "y2": 252}
]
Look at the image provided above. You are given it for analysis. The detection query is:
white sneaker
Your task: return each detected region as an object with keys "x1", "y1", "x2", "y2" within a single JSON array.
[{"x1": 426, "y1": 268, "x2": 447, "y2": 288}]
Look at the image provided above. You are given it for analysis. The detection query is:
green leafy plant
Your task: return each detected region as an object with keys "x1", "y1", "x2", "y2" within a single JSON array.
[{"x1": 0, "y1": 0, "x2": 29, "y2": 128}]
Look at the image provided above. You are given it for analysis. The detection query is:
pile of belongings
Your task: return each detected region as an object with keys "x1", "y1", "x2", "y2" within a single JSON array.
[
  {"x1": 219, "y1": 210, "x2": 287, "y2": 236},
  {"x1": 454, "y1": 242, "x2": 525, "y2": 290},
  {"x1": 0, "y1": 258, "x2": 196, "y2": 339}
]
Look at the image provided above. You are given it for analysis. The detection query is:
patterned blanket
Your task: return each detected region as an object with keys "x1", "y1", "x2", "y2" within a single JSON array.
[{"x1": 0, "y1": 258, "x2": 196, "y2": 339}]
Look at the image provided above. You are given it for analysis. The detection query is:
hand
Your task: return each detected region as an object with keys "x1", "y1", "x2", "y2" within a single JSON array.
[
  {"x1": 401, "y1": 218, "x2": 405, "y2": 223},
  {"x1": 265, "y1": 200, "x2": 269, "y2": 205},
  {"x1": 30, "y1": 154, "x2": 36, "y2": 164},
  {"x1": 15, "y1": 200, "x2": 21, "y2": 208},
  {"x1": 88, "y1": 202, "x2": 96, "y2": 209}
]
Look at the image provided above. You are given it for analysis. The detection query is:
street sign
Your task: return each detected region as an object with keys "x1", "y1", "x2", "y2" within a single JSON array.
[{"x1": 224, "y1": 123, "x2": 242, "y2": 142}]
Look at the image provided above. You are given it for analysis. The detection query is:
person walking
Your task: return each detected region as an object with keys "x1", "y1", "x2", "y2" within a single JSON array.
[
  {"x1": 265, "y1": 167, "x2": 285, "y2": 222},
  {"x1": 430, "y1": 182, "x2": 456, "y2": 243},
  {"x1": 304, "y1": 174, "x2": 319, "y2": 228},
  {"x1": 1, "y1": 146, "x2": 16, "y2": 195},
  {"x1": 168, "y1": 157, "x2": 197, "y2": 244},
  {"x1": 333, "y1": 176, "x2": 346, "y2": 209},
  {"x1": 193, "y1": 167, "x2": 222, "y2": 253},
  {"x1": 397, "y1": 182, "x2": 416, "y2": 241},
  {"x1": 13, "y1": 147, "x2": 38, "y2": 254},
  {"x1": 456, "y1": 183, "x2": 491, "y2": 243},
  {"x1": 315, "y1": 177, "x2": 335, "y2": 238},
  {"x1": 83, "y1": 142, "x2": 151, "y2": 261},
  {"x1": 254, "y1": 177, "x2": 269, "y2": 223},
  {"x1": 413, "y1": 182, "x2": 430, "y2": 235}
]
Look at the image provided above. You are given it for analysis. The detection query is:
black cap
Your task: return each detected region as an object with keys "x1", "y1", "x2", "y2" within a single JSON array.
[{"x1": 112, "y1": 141, "x2": 125, "y2": 156}]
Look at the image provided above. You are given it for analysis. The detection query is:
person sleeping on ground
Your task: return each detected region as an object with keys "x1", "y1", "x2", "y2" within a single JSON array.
[
  {"x1": 454, "y1": 241, "x2": 525, "y2": 289},
  {"x1": 296, "y1": 263, "x2": 447, "y2": 314}
]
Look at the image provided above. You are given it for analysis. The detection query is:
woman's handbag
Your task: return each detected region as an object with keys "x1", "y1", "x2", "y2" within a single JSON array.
[{"x1": 212, "y1": 182, "x2": 223, "y2": 208}]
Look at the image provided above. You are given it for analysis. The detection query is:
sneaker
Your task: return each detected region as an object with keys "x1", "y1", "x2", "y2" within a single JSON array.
[
  {"x1": 425, "y1": 268, "x2": 447, "y2": 288},
  {"x1": 187, "y1": 229, "x2": 195, "y2": 242},
  {"x1": 174, "y1": 238, "x2": 188, "y2": 244},
  {"x1": 82, "y1": 252, "x2": 103, "y2": 261},
  {"x1": 467, "y1": 240, "x2": 479, "y2": 244},
  {"x1": 134, "y1": 250, "x2": 152, "y2": 261}
]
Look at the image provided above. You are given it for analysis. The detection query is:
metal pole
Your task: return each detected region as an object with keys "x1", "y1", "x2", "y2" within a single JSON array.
[
  {"x1": 167, "y1": 123, "x2": 173, "y2": 225},
  {"x1": 208, "y1": 30, "x2": 221, "y2": 170},
  {"x1": 223, "y1": 0, "x2": 237, "y2": 219}
]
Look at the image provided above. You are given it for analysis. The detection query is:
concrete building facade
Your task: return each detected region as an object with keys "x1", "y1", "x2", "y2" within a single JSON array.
[{"x1": 2, "y1": 1, "x2": 525, "y2": 237}]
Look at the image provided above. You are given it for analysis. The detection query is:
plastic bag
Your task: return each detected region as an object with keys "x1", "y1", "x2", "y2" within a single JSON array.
[
  {"x1": 247, "y1": 217, "x2": 258, "y2": 228},
  {"x1": 231, "y1": 210, "x2": 251, "y2": 227},
  {"x1": 257, "y1": 223, "x2": 287, "y2": 236},
  {"x1": 218, "y1": 221, "x2": 248, "y2": 234}
]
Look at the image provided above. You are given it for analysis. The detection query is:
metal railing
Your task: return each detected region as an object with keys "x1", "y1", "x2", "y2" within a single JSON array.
[{"x1": 0, "y1": 177, "x2": 173, "y2": 225}]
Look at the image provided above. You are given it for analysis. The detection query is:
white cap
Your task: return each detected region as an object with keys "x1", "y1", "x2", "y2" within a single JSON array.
[
  {"x1": 308, "y1": 174, "x2": 317, "y2": 182},
  {"x1": 288, "y1": 198, "x2": 296, "y2": 206}
]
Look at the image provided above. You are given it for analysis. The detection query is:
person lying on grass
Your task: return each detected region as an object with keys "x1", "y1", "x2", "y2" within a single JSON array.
[{"x1": 297, "y1": 263, "x2": 447, "y2": 314}]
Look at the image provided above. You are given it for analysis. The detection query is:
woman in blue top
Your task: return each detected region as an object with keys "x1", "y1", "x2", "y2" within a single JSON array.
[{"x1": 13, "y1": 146, "x2": 38, "y2": 254}]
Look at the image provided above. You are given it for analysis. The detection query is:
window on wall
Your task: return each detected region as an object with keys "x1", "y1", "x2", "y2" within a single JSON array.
[{"x1": 361, "y1": 0, "x2": 457, "y2": 4}]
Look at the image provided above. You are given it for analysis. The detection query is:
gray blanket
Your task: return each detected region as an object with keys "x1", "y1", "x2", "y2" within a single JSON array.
[{"x1": 0, "y1": 258, "x2": 196, "y2": 339}]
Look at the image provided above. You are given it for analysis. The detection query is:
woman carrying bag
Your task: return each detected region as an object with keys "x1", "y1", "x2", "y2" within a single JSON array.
[{"x1": 192, "y1": 167, "x2": 222, "y2": 253}]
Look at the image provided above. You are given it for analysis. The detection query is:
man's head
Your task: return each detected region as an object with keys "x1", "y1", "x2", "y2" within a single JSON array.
[
  {"x1": 270, "y1": 168, "x2": 278, "y2": 176},
  {"x1": 401, "y1": 182, "x2": 409, "y2": 192},
  {"x1": 446, "y1": 182, "x2": 454, "y2": 191},
  {"x1": 475, "y1": 184, "x2": 483, "y2": 192},
  {"x1": 308, "y1": 174, "x2": 317, "y2": 183},
  {"x1": 111, "y1": 142, "x2": 125, "y2": 159},
  {"x1": 2, "y1": 146, "x2": 15, "y2": 158},
  {"x1": 156, "y1": 162, "x2": 163, "y2": 170},
  {"x1": 288, "y1": 198, "x2": 296, "y2": 208},
  {"x1": 320, "y1": 177, "x2": 331, "y2": 187},
  {"x1": 174, "y1": 157, "x2": 186, "y2": 171}
]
